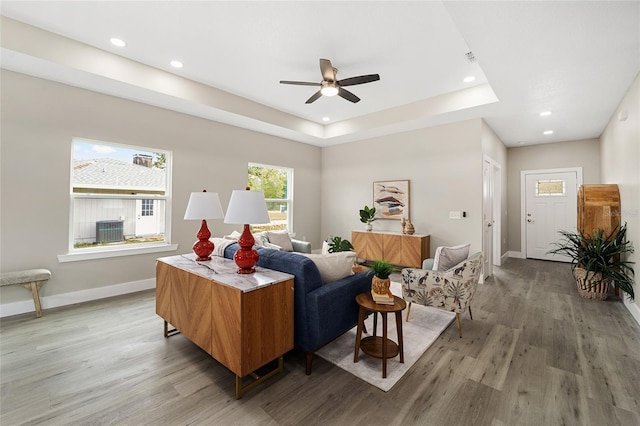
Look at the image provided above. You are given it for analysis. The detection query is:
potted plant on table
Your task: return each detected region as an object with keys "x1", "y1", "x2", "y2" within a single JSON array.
[
  {"x1": 359, "y1": 205, "x2": 377, "y2": 231},
  {"x1": 369, "y1": 259, "x2": 394, "y2": 295},
  {"x1": 548, "y1": 223, "x2": 635, "y2": 301}
]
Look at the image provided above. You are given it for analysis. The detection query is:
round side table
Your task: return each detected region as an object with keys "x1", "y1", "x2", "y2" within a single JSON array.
[{"x1": 353, "y1": 292, "x2": 406, "y2": 378}]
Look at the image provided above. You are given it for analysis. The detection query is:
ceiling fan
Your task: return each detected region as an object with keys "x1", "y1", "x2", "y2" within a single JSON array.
[{"x1": 280, "y1": 59, "x2": 380, "y2": 104}]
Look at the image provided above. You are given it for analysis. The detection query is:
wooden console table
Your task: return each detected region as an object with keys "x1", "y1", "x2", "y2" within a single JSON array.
[
  {"x1": 352, "y1": 230, "x2": 430, "y2": 267},
  {"x1": 156, "y1": 254, "x2": 294, "y2": 399}
]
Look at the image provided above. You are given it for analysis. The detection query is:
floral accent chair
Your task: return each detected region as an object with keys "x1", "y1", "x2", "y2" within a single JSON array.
[{"x1": 401, "y1": 251, "x2": 483, "y2": 338}]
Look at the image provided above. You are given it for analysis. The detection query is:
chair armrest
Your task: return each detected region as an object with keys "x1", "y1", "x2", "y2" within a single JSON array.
[
  {"x1": 291, "y1": 239, "x2": 312, "y2": 254},
  {"x1": 422, "y1": 258, "x2": 435, "y2": 270}
]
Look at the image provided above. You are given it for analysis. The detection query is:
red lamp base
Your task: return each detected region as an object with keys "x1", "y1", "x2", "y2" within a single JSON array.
[
  {"x1": 234, "y1": 224, "x2": 259, "y2": 274},
  {"x1": 193, "y1": 219, "x2": 214, "y2": 261}
]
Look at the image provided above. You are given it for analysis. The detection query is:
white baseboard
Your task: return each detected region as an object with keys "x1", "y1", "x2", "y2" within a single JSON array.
[
  {"x1": 0, "y1": 278, "x2": 155, "y2": 318},
  {"x1": 623, "y1": 298, "x2": 640, "y2": 327},
  {"x1": 507, "y1": 251, "x2": 525, "y2": 259}
]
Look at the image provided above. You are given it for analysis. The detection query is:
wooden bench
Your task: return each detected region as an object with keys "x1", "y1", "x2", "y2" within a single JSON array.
[{"x1": 0, "y1": 269, "x2": 51, "y2": 318}]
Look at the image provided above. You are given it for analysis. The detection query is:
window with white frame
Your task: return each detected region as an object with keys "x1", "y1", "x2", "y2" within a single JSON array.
[
  {"x1": 69, "y1": 139, "x2": 171, "y2": 252},
  {"x1": 248, "y1": 163, "x2": 293, "y2": 232}
]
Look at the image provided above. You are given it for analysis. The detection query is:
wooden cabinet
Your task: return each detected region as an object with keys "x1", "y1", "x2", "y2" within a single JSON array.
[
  {"x1": 156, "y1": 254, "x2": 294, "y2": 398},
  {"x1": 578, "y1": 184, "x2": 620, "y2": 237},
  {"x1": 352, "y1": 230, "x2": 430, "y2": 268}
]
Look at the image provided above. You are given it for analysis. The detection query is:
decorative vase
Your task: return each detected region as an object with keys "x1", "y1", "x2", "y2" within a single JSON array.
[
  {"x1": 371, "y1": 276, "x2": 391, "y2": 294},
  {"x1": 365, "y1": 223, "x2": 372, "y2": 232},
  {"x1": 401, "y1": 217, "x2": 406, "y2": 234},
  {"x1": 404, "y1": 220, "x2": 415, "y2": 235},
  {"x1": 574, "y1": 267, "x2": 610, "y2": 300}
]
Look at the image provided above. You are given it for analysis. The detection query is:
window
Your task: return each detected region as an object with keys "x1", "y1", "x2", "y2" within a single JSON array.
[
  {"x1": 62, "y1": 139, "x2": 173, "y2": 260},
  {"x1": 141, "y1": 199, "x2": 154, "y2": 216},
  {"x1": 536, "y1": 179, "x2": 565, "y2": 196},
  {"x1": 248, "y1": 163, "x2": 293, "y2": 233}
]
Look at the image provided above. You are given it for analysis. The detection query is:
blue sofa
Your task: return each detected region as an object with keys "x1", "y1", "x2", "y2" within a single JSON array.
[{"x1": 224, "y1": 243, "x2": 372, "y2": 374}]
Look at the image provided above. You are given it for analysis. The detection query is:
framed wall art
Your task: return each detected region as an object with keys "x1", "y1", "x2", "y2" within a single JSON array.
[{"x1": 373, "y1": 180, "x2": 409, "y2": 220}]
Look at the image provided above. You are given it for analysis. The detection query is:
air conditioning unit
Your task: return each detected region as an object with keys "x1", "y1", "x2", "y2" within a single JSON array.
[{"x1": 96, "y1": 220, "x2": 124, "y2": 243}]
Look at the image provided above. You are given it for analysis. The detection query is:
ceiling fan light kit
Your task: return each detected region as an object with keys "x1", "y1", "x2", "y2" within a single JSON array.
[
  {"x1": 280, "y1": 58, "x2": 380, "y2": 104},
  {"x1": 320, "y1": 81, "x2": 339, "y2": 97}
]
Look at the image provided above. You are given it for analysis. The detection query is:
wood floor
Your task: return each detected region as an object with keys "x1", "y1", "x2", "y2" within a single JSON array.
[{"x1": 1, "y1": 258, "x2": 639, "y2": 425}]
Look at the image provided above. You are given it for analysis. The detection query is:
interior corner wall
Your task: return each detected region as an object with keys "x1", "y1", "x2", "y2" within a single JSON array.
[
  {"x1": 480, "y1": 120, "x2": 508, "y2": 257},
  {"x1": 320, "y1": 119, "x2": 484, "y2": 257},
  {"x1": 599, "y1": 72, "x2": 640, "y2": 317},
  {"x1": 506, "y1": 139, "x2": 601, "y2": 254},
  {"x1": 0, "y1": 70, "x2": 321, "y2": 306}
]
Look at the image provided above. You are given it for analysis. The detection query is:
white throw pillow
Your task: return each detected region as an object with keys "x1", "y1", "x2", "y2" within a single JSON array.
[
  {"x1": 300, "y1": 252, "x2": 356, "y2": 284},
  {"x1": 223, "y1": 230, "x2": 243, "y2": 241},
  {"x1": 267, "y1": 230, "x2": 294, "y2": 252},
  {"x1": 432, "y1": 244, "x2": 471, "y2": 271}
]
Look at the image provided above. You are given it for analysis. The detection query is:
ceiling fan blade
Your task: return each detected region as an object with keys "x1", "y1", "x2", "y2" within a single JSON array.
[
  {"x1": 280, "y1": 80, "x2": 320, "y2": 86},
  {"x1": 305, "y1": 90, "x2": 323, "y2": 104},
  {"x1": 338, "y1": 74, "x2": 380, "y2": 87},
  {"x1": 338, "y1": 87, "x2": 360, "y2": 103},
  {"x1": 319, "y1": 59, "x2": 335, "y2": 81}
]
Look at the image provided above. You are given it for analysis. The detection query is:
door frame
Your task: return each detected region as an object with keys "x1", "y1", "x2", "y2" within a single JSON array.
[
  {"x1": 483, "y1": 155, "x2": 502, "y2": 277},
  {"x1": 520, "y1": 167, "x2": 583, "y2": 257}
]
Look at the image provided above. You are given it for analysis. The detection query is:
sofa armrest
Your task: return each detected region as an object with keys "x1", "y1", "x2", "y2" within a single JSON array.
[{"x1": 291, "y1": 239, "x2": 312, "y2": 254}]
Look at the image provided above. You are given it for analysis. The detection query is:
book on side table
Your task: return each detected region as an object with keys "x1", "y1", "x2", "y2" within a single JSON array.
[{"x1": 371, "y1": 290, "x2": 394, "y2": 305}]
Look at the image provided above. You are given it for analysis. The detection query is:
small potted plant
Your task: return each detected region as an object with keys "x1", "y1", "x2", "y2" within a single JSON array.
[
  {"x1": 548, "y1": 223, "x2": 635, "y2": 300},
  {"x1": 369, "y1": 259, "x2": 394, "y2": 294},
  {"x1": 359, "y1": 205, "x2": 377, "y2": 231},
  {"x1": 327, "y1": 236, "x2": 354, "y2": 253}
]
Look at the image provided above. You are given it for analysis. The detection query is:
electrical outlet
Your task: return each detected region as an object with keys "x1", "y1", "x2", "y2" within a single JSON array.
[{"x1": 449, "y1": 211, "x2": 462, "y2": 220}]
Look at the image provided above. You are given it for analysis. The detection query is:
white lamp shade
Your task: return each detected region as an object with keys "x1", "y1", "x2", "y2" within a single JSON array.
[
  {"x1": 184, "y1": 191, "x2": 224, "y2": 220},
  {"x1": 224, "y1": 190, "x2": 271, "y2": 224}
]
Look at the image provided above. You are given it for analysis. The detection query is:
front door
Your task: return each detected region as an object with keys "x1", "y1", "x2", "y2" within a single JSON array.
[{"x1": 525, "y1": 171, "x2": 578, "y2": 261}]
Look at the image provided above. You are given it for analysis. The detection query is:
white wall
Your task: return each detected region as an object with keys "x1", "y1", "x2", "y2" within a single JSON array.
[
  {"x1": 600, "y1": 72, "x2": 640, "y2": 319},
  {"x1": 0, "y1": 70, "x2": 321, "y2": 306},
  {"x1": 506, "y1": 139, "x2": 601, "y2": 253},
  {"x1": 320, "y1": 119, "x2": 486, "y2": 257}
]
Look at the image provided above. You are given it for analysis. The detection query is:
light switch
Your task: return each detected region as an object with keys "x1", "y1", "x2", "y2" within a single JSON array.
[{"x1": 449, "y1": 211, "x2": 462, "y2": 220}]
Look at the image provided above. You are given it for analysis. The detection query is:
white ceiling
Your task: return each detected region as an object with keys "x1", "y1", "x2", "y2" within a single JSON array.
[{"x1": 1, "y1": 1, "x2": 638, "y2": 147}]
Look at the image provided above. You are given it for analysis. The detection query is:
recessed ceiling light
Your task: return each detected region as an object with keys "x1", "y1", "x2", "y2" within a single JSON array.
[
  {"x1": 170, "y1": 60, "x2": 183, "y2": 69},
  {"x1": 109, "y1": 37, "x2": 126, "y2": 47},
  {"x1": 543, "y1": 130, "x2": 554, "y2": 135},
  {"x1": 322, "y1": 117, "x2": 330, "y2": 122},
  {"x1": 463, "y1": 76, "x2": 476, "y2": 83},
  {"x1": 539, "y1": 111, "x2": 552, "y2": 117}
]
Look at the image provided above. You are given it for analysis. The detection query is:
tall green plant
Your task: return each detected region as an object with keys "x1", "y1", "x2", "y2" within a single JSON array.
[{"x1": 548, "y1": 223, "x2": 635, "y2": 300}]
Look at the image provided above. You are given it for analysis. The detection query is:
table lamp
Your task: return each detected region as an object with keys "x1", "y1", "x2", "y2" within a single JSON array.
[
  {"x1": 184, "y1": 190, "x2": 224, "y2": 261},
  {"x1": 224, "y1": 187, "x2": 271, "y2": 274}
]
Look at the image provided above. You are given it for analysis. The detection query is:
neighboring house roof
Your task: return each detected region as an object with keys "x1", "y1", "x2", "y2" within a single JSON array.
[{"x1": 73, "y1": 158, "x2": 165, "y2": 191}]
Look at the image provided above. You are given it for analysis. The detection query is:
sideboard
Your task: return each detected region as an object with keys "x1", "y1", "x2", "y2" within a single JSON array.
[
  {"x1": 352, "y1": 230, "x2": 430, "y2": 268},
  {"x1": 156, "y1": 254, "x2": 294, "y2": 398}
]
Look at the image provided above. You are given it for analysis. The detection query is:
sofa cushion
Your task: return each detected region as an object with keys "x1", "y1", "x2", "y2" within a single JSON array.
[
  {"x1": 267, "y1": 230, "x2": 294, "y2": 252},
  {"x1": 300, "y1": 252, "x2": 356, "y2": 284},
  {"x1": 433, "y1": 243, "x2": 471, "y2": 271}
]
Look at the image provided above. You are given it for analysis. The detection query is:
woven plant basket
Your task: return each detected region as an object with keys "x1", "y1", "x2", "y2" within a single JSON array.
[{"x1": 574, "y1": 267, "x2": 610, "y2": 301}]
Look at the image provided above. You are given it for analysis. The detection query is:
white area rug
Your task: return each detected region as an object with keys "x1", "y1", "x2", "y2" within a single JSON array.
[{"x1": 316, "y1": 282, "x2": 455, "y2": 392}]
